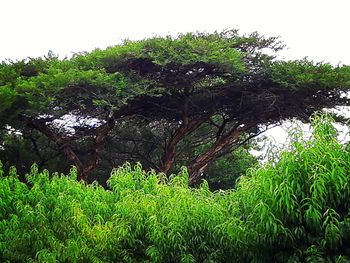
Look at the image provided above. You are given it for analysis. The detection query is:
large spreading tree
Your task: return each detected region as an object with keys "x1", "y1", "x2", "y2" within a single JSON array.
[{"x1": 1, "y1": 29, "x2": 349, "y2": 185}]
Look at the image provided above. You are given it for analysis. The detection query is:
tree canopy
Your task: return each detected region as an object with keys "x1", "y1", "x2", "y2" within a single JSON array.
[{"x1": 1, "y1": 29, "x2": 350, "y2": 185}]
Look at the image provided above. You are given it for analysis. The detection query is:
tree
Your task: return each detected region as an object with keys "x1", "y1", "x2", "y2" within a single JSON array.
[{"x1": 0, "y1": 29, "x2": 349, "y2": 185}]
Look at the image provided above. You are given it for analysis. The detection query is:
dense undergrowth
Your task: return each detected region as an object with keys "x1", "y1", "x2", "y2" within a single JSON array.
[{"x1": 1, "y1": 115, "x2": 350, "y2": 262}]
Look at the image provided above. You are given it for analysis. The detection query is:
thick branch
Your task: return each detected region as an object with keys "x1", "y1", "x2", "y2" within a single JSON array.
[
  {"x1": 21, "y1": 114, "x2": 115, "y2": 182},
  {"x1": 160, "y1": 117, "x2": 206, "y2": 174},
  {"x1": 21, "y1": 116, "x2": 84, "y2": 171},
  {"x1": 79, "y1": 113, "x2": 115, "y2": 181},
  {"x1": 188, "y1": 121, "x2": 258, "y2": 186}
]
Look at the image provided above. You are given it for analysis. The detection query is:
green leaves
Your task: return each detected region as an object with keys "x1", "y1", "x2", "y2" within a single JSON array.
[
  {"x1": 138, "y1": 32, "x2": 245, "y2": 70},
  {"x1": 232, "y1": 114, "x2": 350, "y2": 260},
  {"x1": 271, "y1": 60, "x2": 350, "y2": 91},
  {"x1": 1, "y1": 29, "x2": 350, "y2": 191},
  {"x1": 2, "y1": 114, "x2": 350, "y2": 261}
]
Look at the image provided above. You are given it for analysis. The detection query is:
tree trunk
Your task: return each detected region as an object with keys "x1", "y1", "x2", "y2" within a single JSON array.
[
  {"x1": 22, "y1": 114, "x2": 115, "y2": 182},
  {"x1": 78, "y1": 116, "x2": 115, "y2": 181},
  {"x1": 188, "y1": 121, "x2": 257, "y2": 186},
  {"x1": 160, "y1": 118, "x2": 206, "y2": 174}
]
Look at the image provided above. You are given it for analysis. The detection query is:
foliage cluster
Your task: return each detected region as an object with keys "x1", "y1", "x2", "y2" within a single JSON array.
[
  {"x1": 1, "y1": 30, "x2": 349, "y2": 185},
  {"x1": 1, "y1": 116, "x2": 350, "y2": 262}
]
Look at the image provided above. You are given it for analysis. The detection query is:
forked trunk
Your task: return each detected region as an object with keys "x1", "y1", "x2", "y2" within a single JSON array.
[
  {"x1": 23, "y1": 114, "x2": 115, "y2": 182},
  {"x1": 160, "y1": 118, "x2": 206, "y2": 174},
  {"x1": 188, "y1": 122, "x2": 257, "y2": 186}
]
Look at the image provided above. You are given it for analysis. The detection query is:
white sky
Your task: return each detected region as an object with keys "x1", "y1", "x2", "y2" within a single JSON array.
[
  {"x1": 1, "y1": 0, "x2": 350, "y2": 145},
  {"x1": 1, "y1": 0, "x2": 350, "y2": 65}
]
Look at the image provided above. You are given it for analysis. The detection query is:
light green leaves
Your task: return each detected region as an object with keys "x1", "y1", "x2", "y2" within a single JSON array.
[
  {"x1": 271, "y1": 60, "x2": 350, "y2": 90},
  {"x1": 1, "y1": 114, "x2": 350, "y2": 261}
]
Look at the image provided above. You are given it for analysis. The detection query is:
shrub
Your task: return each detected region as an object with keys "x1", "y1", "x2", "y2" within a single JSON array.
[{"x1": 1, "y1": 114, "x2": 350, "y2": 262}]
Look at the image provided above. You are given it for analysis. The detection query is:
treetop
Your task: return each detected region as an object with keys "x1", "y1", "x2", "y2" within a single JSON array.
[{"x1": 0, "y1": 29, "x2": 349, "y2": 127}]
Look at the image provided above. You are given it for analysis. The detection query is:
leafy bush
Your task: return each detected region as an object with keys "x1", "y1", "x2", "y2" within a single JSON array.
[{"x1": 1, "y1": 115, "x2": 350, "y2": 262}]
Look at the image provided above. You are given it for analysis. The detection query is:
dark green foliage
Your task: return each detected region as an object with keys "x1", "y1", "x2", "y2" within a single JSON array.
[
  {"x1": 0, "y1": 128, "x2": 70, "y2": 177},
  {"x1": 205, "y1": 147, "x2": 259, "y2": 190},
  {"x1": 1, "y1": 115, "x2": 350, "y2": 262},
  {"x1": 1, "y1": 29, "x2": 349, "y2": 184}
]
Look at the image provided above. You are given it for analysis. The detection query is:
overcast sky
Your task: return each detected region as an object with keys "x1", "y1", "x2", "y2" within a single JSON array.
[{"x1": 1, "y1": 0, "x2": 349, "y2": 65}]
